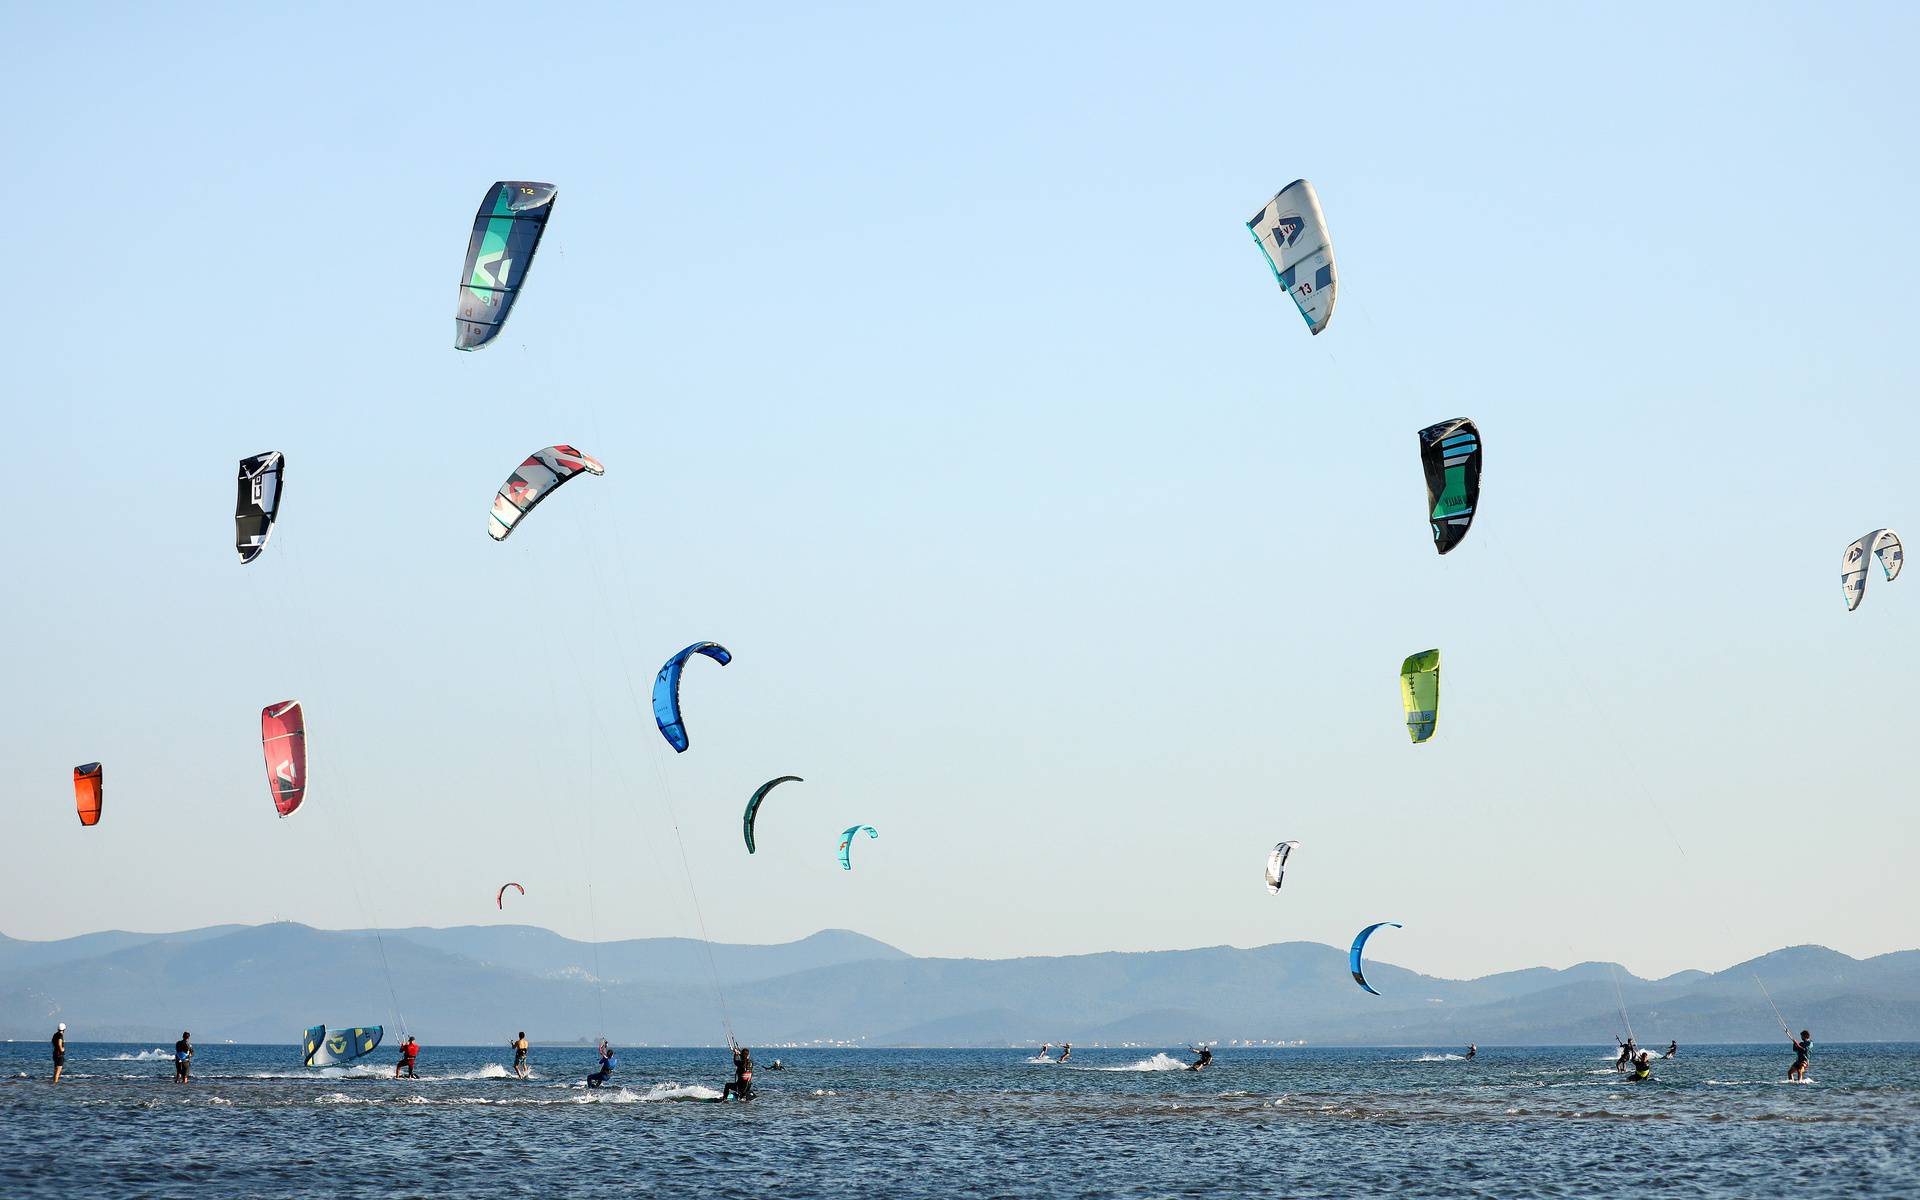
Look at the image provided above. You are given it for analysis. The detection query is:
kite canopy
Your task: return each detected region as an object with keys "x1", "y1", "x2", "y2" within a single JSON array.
[
  {"x1": 1400, "y1": 650, "x2": 1440, "y2": 744},
  {"x1": 497, "y1": 882, "x2": 525, "y2": 910},
  {"x1": 1247, "y1": 179, "x2": 1337, "y2": 335},
  {"x1": 235, "y1": 452, "x2": 285, "y2": 564},
  {"x1": 303, "y1": 1024, "x2": 384, "y2": 1068},
  {"x1": 837, "y1": 824, "x2": 877, "y2": 871},
  {"x1": 1264, "y1": 840, "x2": 1300, "y2": 893},
  {"x1": 455, "y1": 181, "x2": 557, "y2": 350},
  {"x1": 1349, "y1": 921, "x2": 1402, "y2": 995},
  {"x1": 744, "y1": 776, "x2": 803, "y2": 854},
  {"x1": 260, "y1": 701, "x2": 307, "y2": 818},
  {"x1": 1842, "y1": 529, "x2": 1903, "y2": 611},
  {"x1": 73, "y1": 763, "x2": 103, "y2": 827},
  {"x1": 652, "y1": 642, "x2": 732, "y2": 753},
  {"x1": 1418, "y1": 420, "x2": 1481, "y2": 554},
  {"x1": 487, "y1": 445, "x2": 604, "y2": 541}
]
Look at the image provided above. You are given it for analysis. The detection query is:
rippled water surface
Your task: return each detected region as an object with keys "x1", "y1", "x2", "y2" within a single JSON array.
[{"x1": 2, "y1": 1042, "x2": 1914, "y2": 1197}]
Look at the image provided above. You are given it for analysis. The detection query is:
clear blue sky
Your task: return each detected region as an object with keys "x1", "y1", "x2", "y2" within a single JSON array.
[{"x1": 3, "y1": 2, "x2": 1914, "y2": 981}]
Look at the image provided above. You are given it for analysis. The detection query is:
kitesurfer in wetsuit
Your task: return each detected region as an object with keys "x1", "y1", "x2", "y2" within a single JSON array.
[
  {"x1": 1188, "y1": 1045, "x2": 1212, "y2": 1071},
  {"x1": 722, "y1": 1044, "x2": 754, "y2": 1101},
  {"x1": 394, "y1": 1036, "x2": 419, "y2": 1079},
  {"x1": 586, "y1": 1040, "x2": 614, "y2": 1088},
  {"x1": 51, "y1": 1024, "x2": 66, "y2": 1084},
  {"x1": 174, "y1": 1032, "x2": 193, "y2": 1083},
  {"x1": 1663, "y1": 1040, "x2": 1677, "y2": 1059},
  {"x1": 1788, "y1": 1031, "x2": 1811, "y2": 1082},
  {"x1": 1464, "y1": 1044, "x2": 1476, "y2": 1060},
  {"x1": 769, "y1": 1060, "x2": 784, "y2": 1071},
  {"x1": 1056, "y1": 1043, "x2": 1071, "y2": 1064},
  {"x1": 512, "y1": 1032, "x2": 529, "y2": 1079},
  {"x1": 1615, "y1": 1038, "x2": 1636, "y2": 1071},
  {"x1": 1630, "y1": 1051, "x2": 1652, "y2": 1082}
]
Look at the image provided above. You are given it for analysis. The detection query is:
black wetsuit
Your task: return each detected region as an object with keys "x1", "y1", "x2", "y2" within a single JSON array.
[
  {"x1": 722, "y1": 1049, "x2": 753, "y2": 1101},
  {"x1": 52, "y1": 1032, "x2": 64, "y2": 1068},
  {"x1": 1790, "y1": 1037, "x2": 1810, "y2": 1076}
]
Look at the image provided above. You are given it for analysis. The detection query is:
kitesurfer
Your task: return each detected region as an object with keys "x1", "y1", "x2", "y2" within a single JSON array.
[
  {"x1": 1788, "y1": 1031, "x2": 1812, "y2": 1082},
  {"x1": 51, "y1": 1024, "x2": 66, "y2": 1084},
  {"x1": 586, "y1": 1041, "x2": 614, "y2": 1089},
  {"x1": 1464, "y1": 1044, "x2": 1477, "y2": 1060},
  {"x1": 1057, "y1": 1043, "x2": 1071, "y2": 1064},
  {"x1": 174, "y1": 1032, "x2": 193, "y2": 1083},
  {"x1": 1038, "y1": 1042, "x2": 1051, "y2": 1060},
  {"x1": 512, "y1": 1032, "x2": 529, "y2": 1079},
  {"x1": 1663, "y1": 1041, "x2": 1677, "y2": 1059},
  {"x1": 722, "y1": 1044, "x2": 754, "y2": 1101},
  {"x1": 1630, "y1": 1051, "x2": 1652, "y2": 1083},
  {"x1": 1615, "y1": 1038, "x2": 1637, "y2": 1071},
  {"x1": 769, "y1": 1060, "x2": 784, "y2": 1071},
  {"x1": 1188, "y1": 1045, "x2": 1212, "y2": 1071},
  {"x1": 394, "y1": 1036, "x2": 419, "y2": 1079}
]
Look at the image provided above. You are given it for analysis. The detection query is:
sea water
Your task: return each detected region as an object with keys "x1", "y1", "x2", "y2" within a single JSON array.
[{"x1": 1, "y1": 1042, "x2": 1914, "y2": 1197}]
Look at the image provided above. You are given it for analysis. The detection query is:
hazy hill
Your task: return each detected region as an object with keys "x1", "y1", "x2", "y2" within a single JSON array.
[{"x1": 2, "y1": 925, "x2": 1914, "y2": 1047}]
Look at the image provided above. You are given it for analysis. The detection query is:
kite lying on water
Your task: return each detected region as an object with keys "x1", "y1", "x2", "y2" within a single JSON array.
[{"x1": 303, "y1": 1024, "x2": 383, "y2": 1067}]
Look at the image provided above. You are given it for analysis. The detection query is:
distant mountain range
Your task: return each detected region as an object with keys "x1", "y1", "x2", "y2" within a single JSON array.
[{"x1": 3, "y1": 924, "x2": 1916, "y2": 1047}]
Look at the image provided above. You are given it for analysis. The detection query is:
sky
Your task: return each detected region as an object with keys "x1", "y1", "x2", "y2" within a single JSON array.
[{"x1": 2, "y1": 1, "x2": 1915, "y2": 983}]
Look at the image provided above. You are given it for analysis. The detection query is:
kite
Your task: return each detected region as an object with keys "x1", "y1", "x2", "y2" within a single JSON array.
[
  {"x1": 1264, "y1": 840, "x2": 1299, "y2": 893},
  {"x1": 652, "y1": 642, "x2": 731, "y2": 753},
  {"x1": 235, "y1": 452, "x2": 285, "y2": 564},
  {"x1": 302, "y1": 1024, "x2": 384, "y2": 1067},
  {"x1": 1418, "y1": 420, "x2": 1480, "y2": 554},
  {"x1": 261, "y1": 701, "x2": 307, "y2": 817},
  {"x1": 837, "y1": 824, "x2": 877, "y2": 871},
  {"x1": 744, "y1": 776, "x2": 803, "y2": 854},
  {"x1": 1247, "y1": 179, "x2": 1337, "y2": 335},
  {"x1": 73, "y1": 763, "x2": 103, "y2": 827},
  {"x1": 456, "y1": 181, "x2": 557, "y2": 351},
  {"x1": 497, "y1": 882, "x2": 525, "y2": 910},
  {"x1": 1842, "y1": 529, "x2": 1903, "y2": 611},
  {"x1": 487, "y1": 445, "x2": 604, "y2": 541},
  {"x1": 1350, "y1": 921, "x2": 1402, "y2": 996},
  {"x1": 1400, "y1": 650, "x2": 1440, "y2": 744}
]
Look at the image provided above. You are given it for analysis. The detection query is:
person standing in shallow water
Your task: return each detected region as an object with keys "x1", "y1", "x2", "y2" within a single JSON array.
[
  {"x1": 1788, "y1": 1030, "x2": 1812, "y2": 1082},
  {"x1": 395, "y1": 1036, "x2": 419, "y2": 1079},
  {"x1": 174, "y1": 1031, "x2": 193, "y2": 1083},
  {"x1": 51, "y1": 1024, "x2": 66, "y2": 1083}
]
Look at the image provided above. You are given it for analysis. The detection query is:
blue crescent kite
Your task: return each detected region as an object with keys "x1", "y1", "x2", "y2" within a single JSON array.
[
  {"x1": 652, "y1": 642, "x2": 731, "y2": 753},
  {"x1": 1349, "y1": 921, "x2": 1402, "y2": 996},
  {"x1": 837, "y1": 824, "x2": 877, "y2": 870}
]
